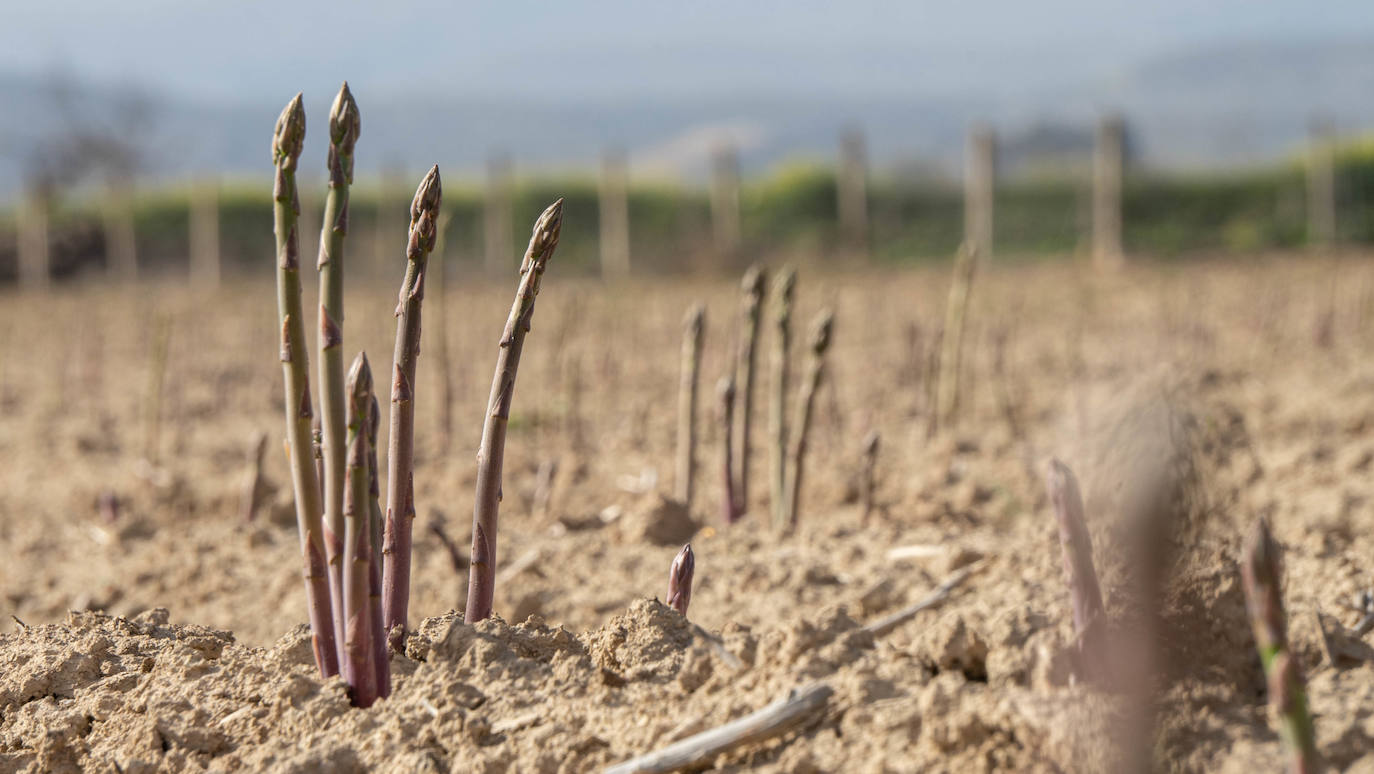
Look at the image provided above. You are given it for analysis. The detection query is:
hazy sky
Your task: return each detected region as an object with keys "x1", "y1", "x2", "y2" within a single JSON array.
[{"x1": 4, "y1": 0, "x2": 1374, "y2": 103}]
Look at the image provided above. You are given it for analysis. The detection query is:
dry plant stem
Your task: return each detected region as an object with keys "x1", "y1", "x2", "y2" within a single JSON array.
[
  {"x1": 272, "y1": 93, "x2": 339, "y2": 678},
  {"x1": 732, "y1": 264, "x2": 766, "y2": 516},
  {"x1": 365, "y1": 394, "x2": 388, "y2": 697},
  {"x1": 380, "y1": 165, "x2": 442, "y2": 638},
  {"x1": 718, "y1": 374, "x2": 740, "y2": 524},
  {"x1": 464, "y1": 199, "x2": 565, "y2": 623},
  {"x1": 341, "y1": 352, "x2": 378, "y2": 707},
  {"x1": 239, "y1": 431, "x2": 268, "y2": 523},
  {"x1": 863, "y1": 561, "x2": 982, "y2": 637},
  {"x1": 784, "y1": 310, "x2": 834, "y2": 531},
  {"x1": 316, "y1": 83, "x2": 360, "y2": 665},
  {"x1": 1242, "y1": 518, "x2": 1317, "y2": 774},
  {"x1": 675, "y1": 304, "x2": 705, "y2": 509},
  {"x1": 859, "y1": 429, "x2": 880, "y2": 525},
  {"x1": 770, "y1": 266, "x2": 796, "y2": 531},
  {"x1": 666, "y1": 543, "x2": 695, "y2": 616},
  {"x1": 429, "y1": 519, "x2": 467, "y2": 574},
  {"x1": 935, "y1": 243, "x2": 978, "y2": 433},
  {"x1": 604, "y1": 683, "x2": 833, "y2": 774},
  {"x1": 1045, "y1": 459, "x2": 1108, "y2": 681},
  {"x1": 532, "y1": 458, "x2": 559, "y2": 519}
]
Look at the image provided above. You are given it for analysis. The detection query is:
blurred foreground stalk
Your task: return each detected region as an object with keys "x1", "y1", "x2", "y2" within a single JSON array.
[{"x1": 1242, "y1": 518, "x2": 1317, "y2": 774}]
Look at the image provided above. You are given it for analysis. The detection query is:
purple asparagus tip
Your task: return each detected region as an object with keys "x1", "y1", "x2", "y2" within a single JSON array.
[{"x1": 667, "y1": 543, "x2": 696, "y2": 616}]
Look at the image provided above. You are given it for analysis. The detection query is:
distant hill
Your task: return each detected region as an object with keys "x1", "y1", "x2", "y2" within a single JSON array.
[{"x1": 2, "y1": 36, "x2": 1373, "y2": 200}]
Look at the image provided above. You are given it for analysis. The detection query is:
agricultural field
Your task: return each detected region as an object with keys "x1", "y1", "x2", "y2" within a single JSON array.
[{"x1": 3, "y1": 241, "x2": 1374, "y2": 771}]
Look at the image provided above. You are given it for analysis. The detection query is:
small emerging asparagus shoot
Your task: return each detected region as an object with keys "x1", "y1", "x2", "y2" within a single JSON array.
[
  {"x1": 859, "y1": 430, "x2": 880, "y2": 525},
  {"x1": 240, "y1": 430, "x2": 268, "y2": 523},
  {"x1": 1242, "y1": 518, "x2": 1317, "y2": 774},
  {"x1": 770, "y1": 267, "x2": 796, "y2": 531},
  {"x1": 934, "y1": 243, "x2": 978, "y2": 434},
  {"x1": 464, "y1": 199, "x2": 565, "y2": 624},
  {"x1": 732, "y1": 264, "x2": 767, "y2": 517},
  {"x1": 783, "y1": 310, "x2": 834, "y2": 531},
  {"x1": 1045, "y1": 458, "x2": 1108, "y2": 682},
  {"x1": 272, "y1": 93, "x2": 339, "y2": 677},
  {"x1": 381, "y1": 166, "x2": 442, "y2": 639},
  {"x1": 341, "y1": 352, "x2": 379, "y2": 707},
  {"x1": 667, "y1": 543, "x2": 695, "y2": 616},
  {"x1": 676, "y1": 304, "x2": 706, "y2": 510},
  {"x1": 316, "y1": 82, "x2": 360, "y2": 667}
]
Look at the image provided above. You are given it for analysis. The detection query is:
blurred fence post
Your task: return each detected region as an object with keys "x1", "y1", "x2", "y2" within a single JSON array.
[
  {"x1": 599, "y1": 149, "x2": 632, "y2": 278},
  {"x1": 1092, "y1": 115, "x2": 1125, "y2": 269},
  {"x1": 710, "y1": 145, "x2": 741, "y2": 258},
  {"x1": 17, "y1": 185, "x2": 51, "y2": 291},
  {"x1": 1307, "y1": 119, "x2": 1336, "y2": 248},
  {"x1": 103, "y1": 174, "x2": 138, "y2": 280},
  {"x1": 484, "y1": 155, "x2": 514, "y2": 273},
  {"x1": 964, "y1": 124, "x2": 995, "y2": 262},
  {"x1": 190, "y1": 179, "x2": 221, "y2": 287},
  {"x1": 838, "y1": 128, "x2": 869, "y2": 257}
]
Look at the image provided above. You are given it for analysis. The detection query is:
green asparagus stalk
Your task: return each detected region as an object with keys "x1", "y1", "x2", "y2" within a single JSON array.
[
  {"x1": 272, "y1": 93, "x2": 339, "y2": 678},
  {"x1": 381, "y1": 165, "x2": 442, "y2": 638},
  {"x1": 667, "y1": 543, "x2": 695, "y2": 616},
  {"x1": 732, "y1": 264, "x2": 767, "y2": 517},
  {"x1": 341, "y1": 352, "x2": 379, "y2": 707},
  {"x1": 676, "y1": 304, "x2": 706, "y2": 509},
  {"x1": 1045, "y1": 459, "x2": 1108, "y2": 682},
  {"x1": 783, "y1": 310, "x2": 834, "y2": 531},
  {"x1": 316, "y1": 82, "x2": 360, "y2": 664},
  {"x1": 366, "y1": 394, "x2": 388, "y2": 696},
  {"x1": 465, "y1": 199, "x2": 565, "y2": 623},
  {"x1": 935, "y1": 243, "x2": 978, "y2": 433},
  {"x1": 769, "y1": 266, "x2": 796, "y2": 531},
  {"x1": 142, "y1": 314, "x2": 171, "y2": 465},
  {"x1": 1242, "y1": 518, "x2": 1317, "y2": 774}
]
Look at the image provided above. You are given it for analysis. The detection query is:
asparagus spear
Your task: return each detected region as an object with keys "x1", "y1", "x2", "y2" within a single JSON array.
[
  {"x1": 935, "y1": 243, "x2": 977, "y2": 433},
  {"x1": 341, "y1": 352, "x2": 378, "y2": 707},
  {"x1": 769, "y1": 266, "x2": 796, "y2": 531},
  {"x1": 465, "y1": 199, "x2": 565, "y2": 623},
  {"x1": 381, "y1": 165, "x2": 442, "y2": 638},
  {"x1": 675, "y1": 304, "x2": 706, "y2": 510},
  {"x1": 732, "y1": 264, "x2": 767, "y2": 517},
  {"x1": 783, "y1": 310, "x2": 834, "y2": 531},
  {"x1": 667, "y1": 543, "x2": 695, "y2": 617},
  {"x1": 1242, "y1": 518, "x2": 1317, "y2": 774},
  {"x1": 1044, "y1": 458, "x2": 1108, "y2": 682},
  {"x1": 859, "y1": 429, "x2": 880, "y2": 525},
  {"x1": 718, "y1": 372, "x2": 739, "y2": 524},
  {"x1": 272, "y1": 93, "x2": 339, "y2": 678},
  {"x1": 366, "y1": 394, "x2": 389, "y2": 697},
  {"x1": 316, "y1": 82, "x2": 360, "y2": 663}
]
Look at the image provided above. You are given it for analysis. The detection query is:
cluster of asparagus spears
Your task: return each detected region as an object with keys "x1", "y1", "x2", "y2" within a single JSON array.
[
  {"x1": 271, "y1": 86, "x2": 563, "y2": 706},
  {"x1": 675, "y1": 265, "x2": 835, "y2": 533}
]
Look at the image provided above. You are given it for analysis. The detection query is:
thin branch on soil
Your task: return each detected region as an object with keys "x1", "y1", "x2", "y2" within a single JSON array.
[
  {"x1": 603, "y1": 682, "x2": 833, "y2": 774},
  {"x1": 862, "y1": 561, "x2": 984, "y2": 637}
]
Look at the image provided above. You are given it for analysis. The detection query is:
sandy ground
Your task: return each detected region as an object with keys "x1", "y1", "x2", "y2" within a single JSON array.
[{"x1": 3, "y1": 252, "x2": 1374, "y2": 772}]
